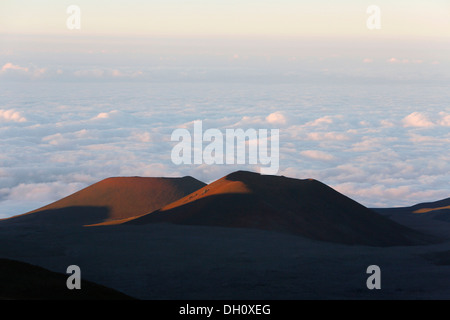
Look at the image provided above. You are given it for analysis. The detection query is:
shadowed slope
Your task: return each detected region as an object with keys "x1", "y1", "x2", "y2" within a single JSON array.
[
  {"x1": 126, "y1": 171, "x2": 433, "y2": 246},
  {"x1": 410, "y1": 198, "x2": 450, "y2": 217},
  {"x1": 1, "y1": 176, "x2": 205, "y2": 226},
  {"x1": 373, "y1": 198, "x2": 450, "y2": 219},
  {"x1": 373, "y1": 197, "x2": 450, "y2": 236},
  {"x1": 0, "y1": 258, "x2": 134, "y2": 300}
]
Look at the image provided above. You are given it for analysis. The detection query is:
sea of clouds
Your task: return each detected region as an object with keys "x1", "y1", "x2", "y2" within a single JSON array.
[{"x1": 0, "y1": 80, "x2": 449, "y2": 218}]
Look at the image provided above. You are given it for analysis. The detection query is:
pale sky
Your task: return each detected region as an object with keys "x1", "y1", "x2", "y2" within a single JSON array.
[
  {"x1": 0, "y1": 1, "x2": 449, "y2": 83},
  {"x1": 1, "y1": 0, "x2": 449, "y2": 37}
]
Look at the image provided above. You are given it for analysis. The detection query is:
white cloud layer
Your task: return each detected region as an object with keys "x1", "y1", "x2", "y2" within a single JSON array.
[
  {"x1": 402, "y1": 112, "x2": 435, "y2": 127},
  {"x1": 1, "y1": 62, "x2": 28, "y2": 72},
  {"x1": 0, "y1": 82, "x2": 449, "y2": 217},
  {"x1": 266, "y1": 112, "x2": 287, "y2": 125},
  {"x1": 0, "y1": 62, "x2": 47, "y2": 79},
  {"x1": 300, "y1": 150, "x2": 335, "y2": 161},
  {"x1": 0, "y1": 109, "x2": 26, "y2": 122}
]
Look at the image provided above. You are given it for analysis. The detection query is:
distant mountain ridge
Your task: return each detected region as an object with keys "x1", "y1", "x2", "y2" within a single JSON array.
[
  {"x1": 373, "y1": 197, "x2": 450, "y2": 224},
  {"x1": 409, "y1": 198, "x2": 450, "y2": 214},
  {"x1": 1, "y1": 171, "x2": 439, "y2": 247}
]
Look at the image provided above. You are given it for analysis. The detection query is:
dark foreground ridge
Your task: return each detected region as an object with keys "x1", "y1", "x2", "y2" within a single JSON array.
[{"x1": 0, "y1": 258, "x2": 134, "y2": 300}]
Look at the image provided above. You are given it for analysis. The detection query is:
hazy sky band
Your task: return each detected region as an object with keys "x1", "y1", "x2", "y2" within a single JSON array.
[
  {"x1": 1, "y1": 34, "x2": 449, "y2": 84},
  {"x1": 1, "y1": 1, "x2": 449, "y2": 84},
  {"x1": 1, "y1": 0, "x2": 450, "y2": 37}
]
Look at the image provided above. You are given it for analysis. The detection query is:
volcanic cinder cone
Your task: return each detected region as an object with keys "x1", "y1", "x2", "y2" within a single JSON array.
[
  {"x1": 1, "y1": 176, "x2": 206, "y2": 226},
  {"x1": 124, "y1": 171, "x2": 433, "y2": 246}
]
